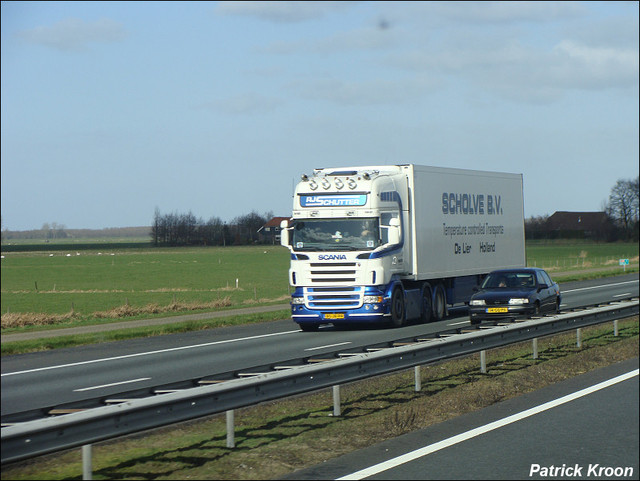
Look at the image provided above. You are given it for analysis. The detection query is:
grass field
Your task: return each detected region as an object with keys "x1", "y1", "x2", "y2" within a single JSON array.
[
  {"x1": 1, "y1": 241, "x2": 638, "y2": 328},
  {"x1": 1, "y1": 245, "x2": 291, "y2": 322}
]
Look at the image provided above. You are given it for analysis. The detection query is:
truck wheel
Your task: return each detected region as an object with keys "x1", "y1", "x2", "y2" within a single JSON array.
[
  {"x1": 433, "y1": 285, "x2": 446, "y2": 321},
  {"x1": 390, "y1": 288, "x2": 406, "y2": 327},
  {"x1": 421, "y1": 287, "x2": 433, "y2": 323}
]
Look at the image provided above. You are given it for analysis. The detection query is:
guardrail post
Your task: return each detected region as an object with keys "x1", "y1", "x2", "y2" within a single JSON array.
[
  {"x1": 577, "y1": 328, "x2": 582, "y2": 348},
  {"x1": 614, "y1": 320, "x2": 619, "y2": 337},
  {"x1": 480, "y1": 350, "x2": 487, "y2": 374},
  {"x1": 532, "y1": 338, "x2": 538, "y2": 360},
  {"x1": 226, "y1": 410, "x2": 235, "y2": 448},
  {"x1": 414, "y1": 366, "x2": 422, "y2": 392},
  {"x1": 333, "y1": 385, "x2": 341, "y2": 416},
  {"x1": 82, "y1": 444, "x2": 92, "y2": 480}
]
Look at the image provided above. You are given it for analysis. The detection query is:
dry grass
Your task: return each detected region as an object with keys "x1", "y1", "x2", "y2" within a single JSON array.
[
  {"x1": 2, "y1": 317, "x2": 637, "y2": 480},
  {"x1": 0, "y1": 298, "x2": 232, "y2": 329}
]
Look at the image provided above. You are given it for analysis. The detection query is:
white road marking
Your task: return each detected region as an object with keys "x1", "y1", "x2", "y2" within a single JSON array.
[
  {"x1": 447, "y1": 320, "x2": 469, "y2": 327},
  {"x1": 74, "y1": 377, "x2": 151, "y2": 392},
  {"x1": 613, "y1": 292, "x2": 632, "y2": 298},
  {"x1": 2, "y1": 330, "x2": 300, "y2": 377},
  {"x1": 561, "y1": 280, "x2": 638, "y2": 293},
  {"x1": 305, "y1": 342, "x2": 352, "y2": 351},
  {"x1": 338, "y1": 369, "x2": 639, "y2": 480}
]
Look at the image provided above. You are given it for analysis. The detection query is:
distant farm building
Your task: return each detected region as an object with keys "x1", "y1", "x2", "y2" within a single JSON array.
[
  {"x1": 546, "y1": 211, "x2": 615, "y2": 240},
  {"x1": 258, "y1": 217, "x2": 290, "y2": 244}
]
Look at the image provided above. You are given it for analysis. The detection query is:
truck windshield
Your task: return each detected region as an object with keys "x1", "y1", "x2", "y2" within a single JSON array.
[{"x1": 292, "y1": 218, "x2": 380, "y2": 252}]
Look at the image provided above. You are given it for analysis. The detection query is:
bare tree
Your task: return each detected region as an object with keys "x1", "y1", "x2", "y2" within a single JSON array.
[
  {"x1": 607, "y1": 177, "x2": 639, "y2": 229},
  {"x1": 606, "y1": 176, "x2": 639, "y2": 240},
  {"x1": 524, "y1": 214, "x2": 550, "y2": 240}
]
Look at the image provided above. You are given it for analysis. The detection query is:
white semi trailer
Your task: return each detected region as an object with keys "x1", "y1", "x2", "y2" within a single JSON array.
[{"x1": 280, "y1": 164, "x2": 525, "y2": 331}]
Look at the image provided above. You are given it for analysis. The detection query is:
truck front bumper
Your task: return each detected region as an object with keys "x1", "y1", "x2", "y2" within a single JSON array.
[{"x1": 290, "y1": 287, "x2": 391, "y2": 326}]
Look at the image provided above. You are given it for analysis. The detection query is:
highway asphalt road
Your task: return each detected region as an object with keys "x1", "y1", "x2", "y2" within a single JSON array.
[
  {"x1": 1, "y1": 274, "x2": 638, "y2": 419},
  {"x1": 284, "y1": 358, "x2": 639, "y2": 480}
]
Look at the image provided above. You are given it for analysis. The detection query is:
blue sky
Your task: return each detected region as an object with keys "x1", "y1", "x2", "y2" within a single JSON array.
[{"x1": 1, "y1": 1, "x2": 638, "y2": 231}]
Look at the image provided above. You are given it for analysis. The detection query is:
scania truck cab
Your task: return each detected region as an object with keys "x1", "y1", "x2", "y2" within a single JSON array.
[{"x1": 281, "y1": 167, "x2": 411, "y2": 330}]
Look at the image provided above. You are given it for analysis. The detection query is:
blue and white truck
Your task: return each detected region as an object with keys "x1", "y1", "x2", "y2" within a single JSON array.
[{"x1": 280, "y1": 164, "x2": 525, "y2": 331}]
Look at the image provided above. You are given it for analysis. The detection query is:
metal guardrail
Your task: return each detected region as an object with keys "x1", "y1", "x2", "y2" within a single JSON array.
[{"x1": 2, "y1": 299, "x2": 638, "y2": 464}]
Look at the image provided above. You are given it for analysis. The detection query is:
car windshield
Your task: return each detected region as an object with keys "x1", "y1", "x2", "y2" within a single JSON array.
[
  {"x1": 291, "y1": 218, "x2": 381, "y2": 251},
  {"x1": 481, "y1": 272, "x2": 536, "y2": 289}
]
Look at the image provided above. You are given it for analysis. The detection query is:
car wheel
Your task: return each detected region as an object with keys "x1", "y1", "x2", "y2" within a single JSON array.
[{"x1": 526, "y1": 302, "x2": 541, "y2": 319}]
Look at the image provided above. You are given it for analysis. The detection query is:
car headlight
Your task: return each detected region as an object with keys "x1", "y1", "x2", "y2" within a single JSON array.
[
  {"x1": 364, "y1": 296, "x2": 383, "y2": 304},
  {"x1": 291, "y1": 297, "x2": 305, "y2": 305},
  {"x1": 470, "y1": 299, "x2": 486, "y2": 306},
  {"x1": 508, "y1": 298, "x2": 530, "y2": 305}
]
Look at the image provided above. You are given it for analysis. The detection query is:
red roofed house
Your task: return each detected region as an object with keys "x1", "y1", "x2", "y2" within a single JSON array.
[{"x1": 258, "y1": 217, "x2": 290, "y2": 245}]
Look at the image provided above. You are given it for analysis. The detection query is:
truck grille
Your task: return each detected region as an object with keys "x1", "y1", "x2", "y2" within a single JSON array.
[
  {"x1": 304, "y1": 286, "x2": 364, "y2": 309},
  {"x1": 309, "y1": 262, "x2": 357, "y2": 284}
]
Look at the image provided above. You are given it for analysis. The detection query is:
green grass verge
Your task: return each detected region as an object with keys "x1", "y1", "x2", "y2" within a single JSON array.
[
  {"x1": 1, "y1": 241, "x2": 637, "y2": 356},
  {"x1": 2, "y1": 317, "x2": 637, "y2": 480}
]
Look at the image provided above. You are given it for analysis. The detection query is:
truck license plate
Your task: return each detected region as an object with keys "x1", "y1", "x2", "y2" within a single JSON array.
[
  {"x1": 324, "y1": 313, "x2": 345, "y2": 320},
  {"x1": 487, "y1": 307, "x2": 508, "y2": 313}
]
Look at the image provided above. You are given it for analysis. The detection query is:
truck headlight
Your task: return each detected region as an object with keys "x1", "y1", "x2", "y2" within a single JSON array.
[
  {"x1": 291, "y1": 297, "x2": 305, "y2": 305},
  {"x1": 364, "y1": 296, "x2": 383, "y2": 304},
  {"x1": 508, "y1": 298, "x2": 529, "y2": 305},
  {"x1": 470, "y1": 299, "x2": 485, "y2": 306}
]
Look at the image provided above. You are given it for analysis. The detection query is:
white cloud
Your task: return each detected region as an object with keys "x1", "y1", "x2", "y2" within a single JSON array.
[
  {"x1": 420, "y1": 1, "x2": 584, "y2": 25},
  {"x1": 290, "y1": 76, "x2": 440, "y2": 106},
  {"x1": 17, "y1": 17, "x2": 127, "y2": 51},
  {"x1": 215, "y1": 1, "x2": 357, "y2": 23},
  {"x1": 552, "y1": 40, "x2": 639, "y2": 89}
]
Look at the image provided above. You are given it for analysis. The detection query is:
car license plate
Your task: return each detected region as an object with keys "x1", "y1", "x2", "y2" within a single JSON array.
[
  {"x1": 487, "y1": 307, "x2": 508, "y2": 313},
  {"x1": 324, "y1": 313, "x2": 345, "y2": 320}
]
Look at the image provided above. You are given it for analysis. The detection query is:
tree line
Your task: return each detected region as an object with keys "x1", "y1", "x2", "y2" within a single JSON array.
[
  {"x1": 2, "y1": 177, "x2": 637, "y2": 245},
  {"x1": 150, "y1": 209, "x2": 274, "y2": 246},
  {"x1": 525, "y1": 176, "x2": 639, "y2": 242}
]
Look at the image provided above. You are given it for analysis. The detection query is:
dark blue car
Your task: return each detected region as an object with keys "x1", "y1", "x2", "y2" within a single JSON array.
[{"x1": 469, "y1": 268, "x2": 561, "y2": 325}]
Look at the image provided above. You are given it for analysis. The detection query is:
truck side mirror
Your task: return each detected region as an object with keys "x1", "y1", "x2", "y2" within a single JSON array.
[
  {"x1": 387, "y1": 218, "x2": 401, "y2": 245},
  {"x1": 280, "y1": 220, "x2": 290, "y2": 247}
]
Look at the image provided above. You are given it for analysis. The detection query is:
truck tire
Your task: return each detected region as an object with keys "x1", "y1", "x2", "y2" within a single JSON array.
[
  {"x1": 390, "y1": 287, "x2": 406, "y2": 327},
  {"x1": 433, "y1": 284, "x2": 446, "y2": 321},
  {"x1": 421, "y1": 286, "x2": 433, "y2": 323}
]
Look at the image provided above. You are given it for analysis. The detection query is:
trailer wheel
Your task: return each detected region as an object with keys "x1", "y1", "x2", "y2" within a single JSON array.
[
  {"x1": 421, "y1": 286, "x2": 433, "y2": 323},
  {"x1": 390, "y1": 287, "x2": 406, "y2": 327},
  {"x1": 433, "y1": 285, "x2": 446, "y2": 321}
]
